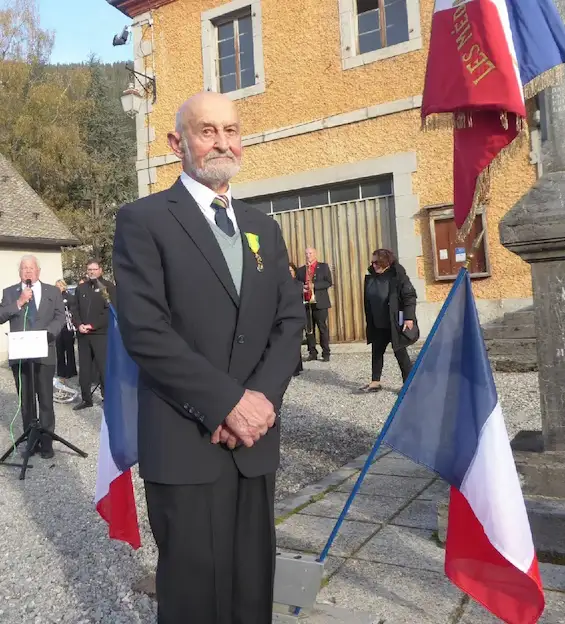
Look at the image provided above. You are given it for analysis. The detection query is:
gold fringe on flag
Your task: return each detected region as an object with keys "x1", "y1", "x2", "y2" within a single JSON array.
[
  {"x1": 420, "y1": 112, "x2": 456, "y2": 131},
  {"x1": 455, "y1": 125, "x2": 527, "y2": 241},
  {"x1": 420, "y1": 111, "x2": 479, "y2": 131},
  {"x1": 523, "y1": 64, "x2": 565, "y2": 100}
]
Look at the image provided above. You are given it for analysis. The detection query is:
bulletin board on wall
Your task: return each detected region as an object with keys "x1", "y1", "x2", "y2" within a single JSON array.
[{"x1": 428, "y1": 205, "x2": 491, "y2": 281}]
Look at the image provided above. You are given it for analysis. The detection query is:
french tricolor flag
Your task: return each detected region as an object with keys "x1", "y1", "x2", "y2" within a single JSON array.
[
  {"x1": 384, "y1": 269, "x2": 544, "y2": 623},
  {"x1": 94, "y1": 305, "x2": 141, "y2": 550},
  {"x1": 422, "y1": 0, "x2": 565, "y2": 233}
]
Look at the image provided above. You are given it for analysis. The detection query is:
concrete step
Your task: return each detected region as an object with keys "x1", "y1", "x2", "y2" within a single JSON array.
[
  {"x1": 484, "y1": 337, "x2": 537, "y2": 358},
  {"x1": 501, "y1": 307, "x2": 534, "y2": 324},
  {"x1": 483, "y1": 323, "x2": 536, "y2": 340},
  {"x1": 406, "y1": 344, "x2": 537, "y2": 372},
  {"x1": 525, "y1": 496, "x2": 565, "y2": 556},
  {"x1": 490, "y1": 356, "x2": 538, "y2": 372}
]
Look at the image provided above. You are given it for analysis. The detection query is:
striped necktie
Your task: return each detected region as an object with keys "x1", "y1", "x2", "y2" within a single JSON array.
[{"x1": 211, "y1": 195, "x2": 235, "y2": 237}]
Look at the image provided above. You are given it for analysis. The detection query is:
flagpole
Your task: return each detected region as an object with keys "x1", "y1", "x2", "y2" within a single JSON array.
[
  {"x1": 464, "y1": 228, "x2": 485, "y2": 271},
  {"x1": 291, "y1": 269, "x2": 469, "y2": 615}
]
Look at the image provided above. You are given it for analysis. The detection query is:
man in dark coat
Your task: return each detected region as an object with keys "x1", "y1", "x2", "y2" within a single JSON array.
[
  {"x1": 0, "y1": 255, "x2": 65, "y2": 458},
  {"x1": 362, "y1": 249, "x2": 419, "y2": 391},
  {"x1": 113, "y1": 92, "x2": 304, "y2": 624},
  {"x1": 296, "y1": 247, "x2": 333, "y2": 361},
  {"x1": 72, "y1": 259, "x2": 116, "y2": 410}
]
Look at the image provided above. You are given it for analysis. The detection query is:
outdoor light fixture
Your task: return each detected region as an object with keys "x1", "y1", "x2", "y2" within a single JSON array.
[
  {"x1": 121, "y1": 82, "x2": 143, "y2": 118},
  {"x1": 120, "y1": 63, "x2": 157, "y2": 117}
]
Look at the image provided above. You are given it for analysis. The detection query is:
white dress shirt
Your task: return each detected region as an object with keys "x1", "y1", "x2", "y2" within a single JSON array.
[
  {"x1": 180, "y1": 171, "x2": 239, "y2": 233},
  {"x1": 20, "y1": 280, "x2": 42, "y2": 309}
]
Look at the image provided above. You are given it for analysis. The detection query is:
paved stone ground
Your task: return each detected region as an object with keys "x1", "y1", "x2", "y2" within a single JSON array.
[
  {"x1": 274, "y1": 450, "x2": 565, "y2": 623},
  {"x1": 0, "y1": 350, "x2": 559, "y2": 623}
]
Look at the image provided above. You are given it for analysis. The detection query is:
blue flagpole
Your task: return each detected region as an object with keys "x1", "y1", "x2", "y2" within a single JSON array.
[{"x1": 292, "y1": 268, "x2": 468, "y2": 617}]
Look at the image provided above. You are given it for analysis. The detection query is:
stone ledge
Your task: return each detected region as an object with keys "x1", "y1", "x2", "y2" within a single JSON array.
[{"x1": 514, "y1": 448, "x2": 565, "y2": 498}]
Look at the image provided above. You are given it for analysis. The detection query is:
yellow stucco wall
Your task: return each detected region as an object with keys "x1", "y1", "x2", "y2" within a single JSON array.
[{"x1": 143, "y1": 0, "x2": 535, "y2": 302}]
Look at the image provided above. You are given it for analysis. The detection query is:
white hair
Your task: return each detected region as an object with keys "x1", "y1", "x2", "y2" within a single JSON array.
[
  {"x1": 19, "y1": 254, "x2": 40, "y2": 270},
  {"x1": 174, "y1": 97, "x2": 241, "y2": 188},
  {"x1": 175, "y1": 108, "x2": 184, "y2": 135}
]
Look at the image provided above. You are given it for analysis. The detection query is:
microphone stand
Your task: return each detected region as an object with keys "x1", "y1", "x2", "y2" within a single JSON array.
[{"x1": 0, "y1": 282, "x2": 88, "y2": 480}]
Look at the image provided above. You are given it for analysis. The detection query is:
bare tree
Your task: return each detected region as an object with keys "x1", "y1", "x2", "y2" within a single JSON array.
[{"x1": 0, "y1": 0, "x2": 53, "y2": 63}]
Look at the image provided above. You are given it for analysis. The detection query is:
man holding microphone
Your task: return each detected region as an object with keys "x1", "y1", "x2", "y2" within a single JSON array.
[{"x1": 0, "y1": 255, "x2": 65, "y2": 458}]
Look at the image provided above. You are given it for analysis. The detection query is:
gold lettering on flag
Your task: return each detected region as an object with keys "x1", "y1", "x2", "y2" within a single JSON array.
[
  {"x1": 463, "y1": 44, "x2": 496, "y2": 84},
  {"x1": 451, "y1": 3, "x2": 496, "y2": 85}
]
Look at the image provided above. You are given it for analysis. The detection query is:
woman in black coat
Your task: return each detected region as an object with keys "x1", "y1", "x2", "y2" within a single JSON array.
[
  {"x1": 361, "y1": 249, "x2": 419, "y2": 392},
  {"x1": 289, "y1": 263, "x2": 305, "y2": 376}
]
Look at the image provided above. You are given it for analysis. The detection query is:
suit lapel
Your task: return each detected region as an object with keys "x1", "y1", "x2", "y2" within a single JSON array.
[
  {"x1": 233, "y1": 200, "x2": 262, "y2": 317},
  {"x1": 167, "y1": 179, "x2": 239, "y2": 306}
]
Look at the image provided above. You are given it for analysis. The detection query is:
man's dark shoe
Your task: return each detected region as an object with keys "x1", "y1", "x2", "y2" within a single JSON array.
[
  {"x1": 73, "y1": 401, "x2": 93, "y2": 411},
  {"x1": 304, "y1": 354, "x2": 318, "y2": 362},
  {"x1": 40, "y1": 447, "x2": 54, "y2": 459},
  {"x1": 322, "y1": 354, "x2": 330, "y2": 362}
]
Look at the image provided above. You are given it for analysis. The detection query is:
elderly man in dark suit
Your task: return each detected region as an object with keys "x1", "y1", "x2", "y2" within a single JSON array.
[
  {"x1": 113, "y1": 91, "x2": 304, "y2": 624},
  {"x1": 0, "y1": 255, "x2": 65, "y2": 458}
]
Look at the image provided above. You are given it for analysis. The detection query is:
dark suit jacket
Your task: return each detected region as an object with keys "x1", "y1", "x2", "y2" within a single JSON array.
[
  {"x1": 296, "y1": 262, "x2": 333, "y2": 309},
  {"x1": 113, "y1": 178, "x2": 305, "y2": 486},
  {"x1": 72, "y1": 277, "x2": 116, "y2": 334},
  {"x1": 0, "y1": 282, "x2": 65, "y2": 366}
]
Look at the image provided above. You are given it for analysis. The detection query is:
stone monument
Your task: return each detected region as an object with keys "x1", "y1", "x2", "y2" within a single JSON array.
[{"x1": 497, "y1": 0, "x2": 565, "y2": 554}]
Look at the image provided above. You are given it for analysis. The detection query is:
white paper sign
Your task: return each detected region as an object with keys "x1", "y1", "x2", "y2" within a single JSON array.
[
  {"x1": 455, "y1": 247, "x2": 467, "y2": 263},
  {"x1": 439, "y1": 248, "x2": 448, "y2": 260},
  {"x1": 8, "y1": 331, "x2": 48, "y2": 360}
]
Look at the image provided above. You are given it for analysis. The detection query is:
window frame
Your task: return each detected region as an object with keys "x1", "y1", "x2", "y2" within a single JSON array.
[
  {"x1": 428, "y1": 205, "x2": 491, "y2": 281},
  {"x1": 338, "y1": 0, "x2": 422, "y2": 70},
  {"x1": 201, "y1": 0, "x2": 265, "y2": 101}
]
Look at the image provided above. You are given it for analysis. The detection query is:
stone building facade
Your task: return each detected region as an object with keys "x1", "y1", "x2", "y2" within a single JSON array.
[{"x1": 108, "y1": 0, "x2": 539, "y2": 339}]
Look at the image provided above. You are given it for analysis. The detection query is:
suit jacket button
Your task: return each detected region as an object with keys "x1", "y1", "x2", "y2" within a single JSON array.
[
  {"x1": 237, "y1": 334, "x2": 245, "y2": 344},
  {"x1": 183, "y1": 403, "x2": 189, "y2": 410}
]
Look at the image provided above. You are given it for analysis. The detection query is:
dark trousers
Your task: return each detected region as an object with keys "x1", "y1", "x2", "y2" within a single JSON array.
[
  {"x1": 145, "y1": 456, "x2": 276, "y2": 624},
  {"x1": 56, "y1": 329, "x2": 77, "y2": 378},
  {"x1": 11, "y1": 361, "x2": 56, "y2": 451},
  {"x1": 77, "y1": 333, "x2": 107, "y2": 402},
  {"x1": 306, "y1": 304, "x2": 330, "y2": 357},
  {"x1": 371, "y1": 328, "x2": 412, "y2": 383}
]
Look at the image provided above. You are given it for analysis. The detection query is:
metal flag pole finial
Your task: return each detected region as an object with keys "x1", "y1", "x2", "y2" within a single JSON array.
[{"x1": 465, "y1": 229, "x2": 485, "y2": 271}]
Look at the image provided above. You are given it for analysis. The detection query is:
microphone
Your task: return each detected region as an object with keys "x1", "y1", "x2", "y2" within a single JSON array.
[{"x1": 23, "y1": 279, "x2": 32, "y2": 316}]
